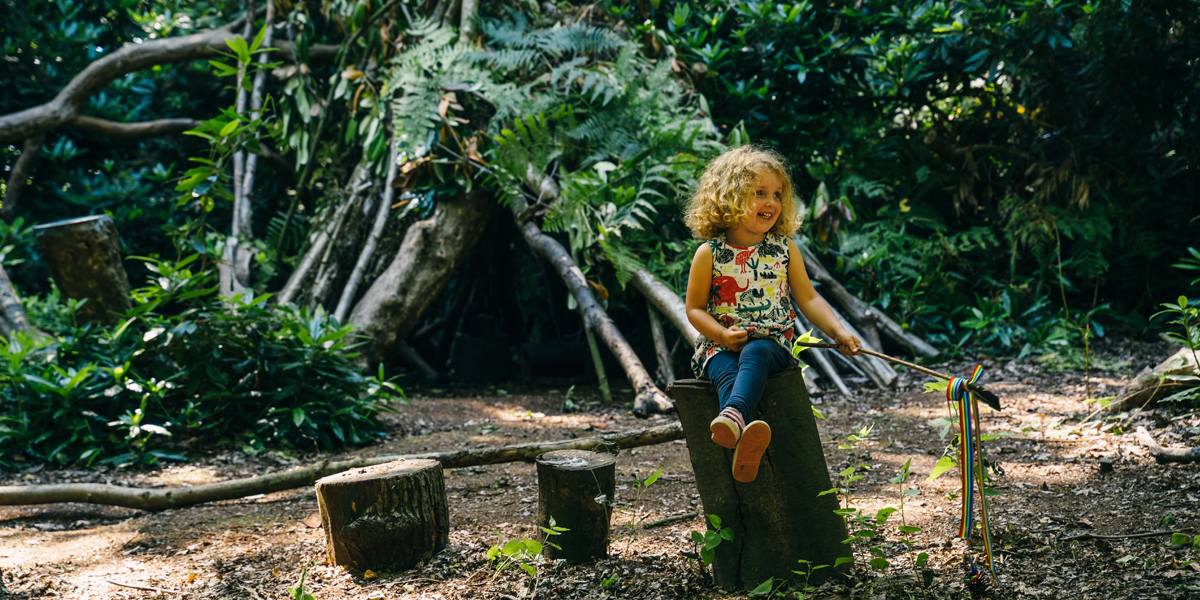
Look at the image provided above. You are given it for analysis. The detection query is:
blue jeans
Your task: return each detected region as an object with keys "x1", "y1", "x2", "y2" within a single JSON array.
[{"x1": 705, "y1": 339, "x2": 796, "y2": 424}]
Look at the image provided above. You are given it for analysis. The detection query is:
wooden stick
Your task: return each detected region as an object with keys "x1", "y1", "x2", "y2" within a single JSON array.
[
  {"x1": 643, "y1": 511, "x2": 699, "y2": 529},
  {"x1": 105, "y1": 580, "x2": 186, "y2": 595},
  {"x1": 794, "y1": 342, "x2": 954, "y2": 382},
  {"x1": 1061, "y1": 528, "x2": 1193, "y2": 542}
]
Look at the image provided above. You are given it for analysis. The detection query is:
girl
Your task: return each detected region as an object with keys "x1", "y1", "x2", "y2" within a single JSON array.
[{"x1": 684, "y1": 146, "x2": 861, "y2": 483}]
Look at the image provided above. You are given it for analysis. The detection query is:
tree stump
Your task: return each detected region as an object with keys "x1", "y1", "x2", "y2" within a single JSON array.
[
  {"x1": 314, "y1": 458, "x2": 449, "y2": 572},
  {"x1": 33, "y1": 215, "x2": 131, "y2": 325},
  {"x1": 669, "y1": 366, "x2": 850, "y2": 591},
  {"x1": 535, "y1": 449, "x2": 616, "y2": 563}
]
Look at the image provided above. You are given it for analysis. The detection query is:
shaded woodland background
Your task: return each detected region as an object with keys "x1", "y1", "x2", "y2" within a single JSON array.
[{"x1": 0, "y1": 0, "x2": 1198, "y2": 468}]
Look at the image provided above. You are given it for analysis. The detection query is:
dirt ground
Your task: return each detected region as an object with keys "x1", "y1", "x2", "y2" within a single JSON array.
[{"x1": 2, "y1": 339, "x2": 1200, "y2": 600}]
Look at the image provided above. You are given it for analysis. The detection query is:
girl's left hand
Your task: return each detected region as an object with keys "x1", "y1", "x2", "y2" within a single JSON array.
[{"x1": 834, "y1": 331, "x2": 862, "y2": 356}]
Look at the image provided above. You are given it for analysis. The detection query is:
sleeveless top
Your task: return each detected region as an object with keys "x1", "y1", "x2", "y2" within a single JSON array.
[{"x1": 691, "y1": 232, "x2": 799, "y2": 377}]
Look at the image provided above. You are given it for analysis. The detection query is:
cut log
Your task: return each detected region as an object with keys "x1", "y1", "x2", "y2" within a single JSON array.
[
  {"x1": 0, "y1": 423, "x2": 683, "y2": 510},
  {"x1": 33, "y1": 215, "x2": 131, "y2": 325},
  {"x1": 315, "y1": 459, "x2": 449, "y2": 571},
  {"x1": 1110, "y1": 347, "x2": 1199, "y2": 413},
  {"x1": 824, "y1": 302, "x2": 897, "y2": 388},
  {"x1": 1135, "y1": 426, "x2": 1200, "y2": 464},
  {"x1": 535, "y1": 450, "x2": 616, "y2": 562},
  {"x1": 669, "y1": 367, "x2": 850, "y2": 590},
  {"x1": 795, "y1": 241, "x2": 939, "y2": 359}
]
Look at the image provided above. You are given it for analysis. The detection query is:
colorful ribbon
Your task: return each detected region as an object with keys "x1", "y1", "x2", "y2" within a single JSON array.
[{"x1": 946, "y1": 365, "x2": 1001, "y2": 586}]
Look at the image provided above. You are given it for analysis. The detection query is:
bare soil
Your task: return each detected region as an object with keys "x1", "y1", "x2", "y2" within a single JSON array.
[{"x1": 3, "y1": 339, "x2": 1200, "y2": 599}]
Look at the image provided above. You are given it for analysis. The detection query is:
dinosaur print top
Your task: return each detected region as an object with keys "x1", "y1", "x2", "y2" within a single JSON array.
[{"x1": 691, "y1": 232, "x2": 799, "y2": 377}]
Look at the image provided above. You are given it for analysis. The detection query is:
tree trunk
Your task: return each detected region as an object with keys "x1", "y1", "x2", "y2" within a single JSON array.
[
  {"x1": 346, "y1": 189, "x2": 494, "y2": 370},
  {"x1": 669, "y1": 367, "x2": 850, "y2": 591},
  {"x1": 33, "y1": 215, "x2": 131, "y2": 325},
  {"x1": 315, "y1": 459, "x2": 449, "y2": 571},
  {"x1": 795, "y1": 241, "x2": 939, "y2": 359},
  {"x1": 0, "y1": 423, "x2": 683, "y2": 510},
  {"x1": 536, "y1": 450, "x2": 616, "y2": 562},
  {"x1": 0, "y1": 264, "x2": 34, "y2": 340}
]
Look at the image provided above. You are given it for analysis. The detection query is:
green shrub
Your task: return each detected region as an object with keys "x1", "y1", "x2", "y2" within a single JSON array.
[{"x1": 0, "y1": 254, "x2": 406, "y2": 470}]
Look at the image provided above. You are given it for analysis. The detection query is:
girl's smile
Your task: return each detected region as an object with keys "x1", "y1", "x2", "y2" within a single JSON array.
[{"x1": 727, "y1": 169, "x2": 783, "y2": 246}]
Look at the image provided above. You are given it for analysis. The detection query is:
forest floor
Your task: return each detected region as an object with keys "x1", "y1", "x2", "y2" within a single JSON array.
[{"x1": 2, "y1": 339, "x2": 1200, "y2": 600}]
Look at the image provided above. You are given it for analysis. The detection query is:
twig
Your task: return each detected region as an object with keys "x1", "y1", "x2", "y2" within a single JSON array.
[
  {"x1": 105, "y1": 580, "x2": 187, "y2": 595},
  {"x1": 1061, "y1": 528, "x2": 1193, "y2": 543},
  {"x1": 643, "y1": 511, "x2": 699, "y2": 529}
]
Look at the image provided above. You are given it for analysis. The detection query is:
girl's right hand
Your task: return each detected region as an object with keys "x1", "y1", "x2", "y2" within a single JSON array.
[{"x1": 722, "y1": 325, "x2": 749, "y2": 351}]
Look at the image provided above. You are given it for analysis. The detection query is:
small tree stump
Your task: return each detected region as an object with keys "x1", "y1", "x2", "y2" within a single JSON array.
[
  {"x1": 33, "y1": 215, "x2": 131, "y2": 325},
  {"x1": 315, "y1": 459, "x2": 448, "y2": 572},
  {"x1": 669, "y1": 366, "x2": 850, "y2": 591},
  {"x1": 536, "y1": 449, "x2": 616, "y2": 563}
]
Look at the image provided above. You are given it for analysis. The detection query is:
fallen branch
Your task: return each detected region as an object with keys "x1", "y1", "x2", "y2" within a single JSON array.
[
  {"x1": 1134, "y1": 426, "x2": 1200, "y2": 464},
  {"x1": 643, "y1": 511, "x2": 699, "y2": 529},
  {"x1": 105, "y1": 580, "x2": 186, "y2": 595},
  {"x1": 0, "y1": 423, "x2": 683, "y2": 510},
  {"x1": 1060, "y1": 528, "x2": 1193, "y2": 542}
]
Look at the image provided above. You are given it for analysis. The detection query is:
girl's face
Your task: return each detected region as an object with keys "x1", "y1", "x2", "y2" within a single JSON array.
[{"x1": 731, "y1": 168, "x2": 783, "y2": 238}]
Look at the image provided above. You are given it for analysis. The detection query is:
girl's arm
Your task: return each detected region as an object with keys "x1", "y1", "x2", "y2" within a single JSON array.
[
  {"x1": 786, "y1": 238, "x2": 861, "y2": 356},
  {"x1": 685, "y1": 243, "x2": 748, "y2": 351}
]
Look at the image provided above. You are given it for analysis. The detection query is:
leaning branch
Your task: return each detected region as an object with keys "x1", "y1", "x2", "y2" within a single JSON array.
[
  {"x1": 0, "y1": 423, "x2": 684, "y2": 510},
  {"x1": 0, "y1": 28, "x2": 336, "y2": 144},
  {"x1": 514, "y1": 169, "x2": 673, "y2": 417}
]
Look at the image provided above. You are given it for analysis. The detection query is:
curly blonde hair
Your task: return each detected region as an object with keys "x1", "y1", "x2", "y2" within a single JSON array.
[{"x1": 683, "y1": 145, "x2": 802, "y2": 240}]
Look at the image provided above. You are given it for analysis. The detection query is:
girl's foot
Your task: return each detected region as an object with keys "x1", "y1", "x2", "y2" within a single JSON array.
[
  {"x1": 710, "y1": 407, "x2": 745, "y2": 449},
  {"x1": 732, "y1": 420, "x2": 771, "y2": 483}
]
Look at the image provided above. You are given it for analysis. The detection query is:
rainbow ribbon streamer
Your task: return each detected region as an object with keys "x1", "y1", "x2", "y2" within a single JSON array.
[{"x1": 946, "y1": 365, "x2": 1001, "y2": 586}]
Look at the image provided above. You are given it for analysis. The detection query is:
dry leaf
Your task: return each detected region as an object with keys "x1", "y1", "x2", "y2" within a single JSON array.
[
  {"x1": 187, "y1": 573, "x2": 197, "y2": 583},
  {"x1": 341, "y1": 66, "x2": 365, "y2": 80},
  {"x1": 588, "y1": 280, "x2": 609, "y2": 301},
  {"x1": 364, "y1": 570, "x2": 377, "y2": 580},
  {"x1": 465, "y1": 137, "x2": 488, "y2": 165}
]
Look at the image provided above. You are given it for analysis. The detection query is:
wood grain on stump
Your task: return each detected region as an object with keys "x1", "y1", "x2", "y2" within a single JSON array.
[
  {"x1": 669, "y1": 366, "x2": 850, "y2": 591},
  {"x1": 33, "y1": 215, "x2": 131, "y2": 325},
  {"x1": 315, "y1": 458, "x2": 448, "y2": 572},
  {"x1": 535, "y1": 449, "x2": 616, "y2": 563}
]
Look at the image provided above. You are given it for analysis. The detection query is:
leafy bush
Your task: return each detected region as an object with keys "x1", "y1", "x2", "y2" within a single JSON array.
[{"x1": 0, "y1": 254, "x2": 405, "y2": 470}]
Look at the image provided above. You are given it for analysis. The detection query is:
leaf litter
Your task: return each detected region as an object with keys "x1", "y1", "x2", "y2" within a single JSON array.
[{"x1": 1, "y1": 338, "x2": 1198, "y2": 598}]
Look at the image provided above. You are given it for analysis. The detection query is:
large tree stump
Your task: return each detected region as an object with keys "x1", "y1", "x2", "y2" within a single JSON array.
[
  {"x1": 33, "y1": 215, "x2": 131, "y2": 325},
  {"x1": 536, "y1": 449, "x2": 616, "y2": 563},
  {"x1": 314, "y1": 459, "x2": 449, "y2": 572},
  {"x1": 669, "y1": 366, "x2": 850, "y2": 591}
]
